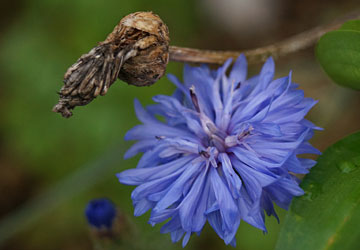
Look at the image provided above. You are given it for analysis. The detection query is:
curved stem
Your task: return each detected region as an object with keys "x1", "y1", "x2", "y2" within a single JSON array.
[{"x1": 169, "y1": 11, "x2": 360, "y2": 64}]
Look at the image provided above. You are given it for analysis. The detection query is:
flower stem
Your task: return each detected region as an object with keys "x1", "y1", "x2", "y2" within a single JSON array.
[{"x1": 169, "y1": 11, "x2": 360, "y2": 64}]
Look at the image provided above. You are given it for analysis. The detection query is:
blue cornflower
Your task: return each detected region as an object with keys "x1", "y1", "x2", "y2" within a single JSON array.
[
  {"x1": 117, "y1": 55, "x2": 321, "y2": 247},
  {"x1": 85, "y1": 198, "x2": 117, "y2": 229}
]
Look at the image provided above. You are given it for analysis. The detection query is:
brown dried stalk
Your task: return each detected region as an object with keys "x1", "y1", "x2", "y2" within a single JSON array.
[{"x1": 170, "y1": 11, "x2": 360, "y2": 64}]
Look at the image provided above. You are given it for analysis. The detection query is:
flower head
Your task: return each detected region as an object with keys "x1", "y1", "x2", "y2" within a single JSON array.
[
  {"x1": 85, "y1": 198, "x2": 117, "y2": 229},
  {"x1": 117, "y1": 55, "x2": 320, "y2": 246}
]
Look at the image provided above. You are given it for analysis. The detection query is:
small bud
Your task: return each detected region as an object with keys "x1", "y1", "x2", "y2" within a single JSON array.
[
  {"x1": 53, "y1": 12, "x2": 170, "y2": 118},
  {"x1": 85, "y1": 198, "x2": 116, "y2": 230},
  {"x1": 85, "y1": 198, "x2": 139, "y2": 249}
]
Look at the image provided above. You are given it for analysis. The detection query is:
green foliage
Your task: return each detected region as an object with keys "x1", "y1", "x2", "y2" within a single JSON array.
[
  {"x1": 0, "y1": 0, "x2": 191, "y2": 249},
  {"x1": 316, "y1": 20, "x2": 360, "y2": 90},
  {"x1": 275, "y1": 131, "x2": 360, "y2": 250},
  {"x1": 0, "y1": 1, "x2": 282, "y2": 249}
]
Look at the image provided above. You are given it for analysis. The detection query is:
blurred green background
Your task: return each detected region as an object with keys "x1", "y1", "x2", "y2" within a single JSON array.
[{"x1": 0, "y1": 0, "x2": 359, "y2": 249}]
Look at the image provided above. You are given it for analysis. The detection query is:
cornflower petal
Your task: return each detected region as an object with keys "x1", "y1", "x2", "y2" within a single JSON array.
[
  {"x1": 229, "y1": 54, "x2": 247, "y2": 84},
  {"x1": 178, "y1": 164, "x2": 209, "y2": 232}
]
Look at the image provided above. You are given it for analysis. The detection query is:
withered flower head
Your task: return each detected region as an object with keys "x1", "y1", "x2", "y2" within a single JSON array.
[{"x1": 53, "y1": 12, "x2": 170, "y2": 118}]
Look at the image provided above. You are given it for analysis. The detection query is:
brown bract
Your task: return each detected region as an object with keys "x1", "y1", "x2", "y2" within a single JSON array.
[{"x1": 53, "y1": 12, "x2": 170, "y2": 118}]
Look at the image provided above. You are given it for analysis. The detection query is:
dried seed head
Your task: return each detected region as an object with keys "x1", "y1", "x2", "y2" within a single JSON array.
[
  {"x1": 53, "y1": 12, "x2": 170, "y2": 118},
  {"x1": 104, "y1": 12, "x2": 170, "y2": 86}
]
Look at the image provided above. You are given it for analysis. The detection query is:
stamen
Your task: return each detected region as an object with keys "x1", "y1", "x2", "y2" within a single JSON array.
[
  {"x1": 224, "y1": 135, "x2": 238, "y2": 148},
  {"x1": 225, "y1": 125, "x2": 254, "y2": 148},
  {"x1": 235, "y1": 81, "x2": 241, "y2": 90},
  {"x1": 238, "y1": 125, "x2": 253, "y2": 140},
  {"x1": 199, "y1": 150, "x2": 210, "y2": 158},
  {"x1": 238, "y1": 130, "x2": 250, "y2": 140},
  {"x1": 206, "y1": 122, "x2": 227, "y2": 139},
  {"x1": 199, "y1": 147, "x2": 219, "y2": 168},
  {"x1": 189, "y1": 86, "x2": 200, "y2": 113},
  {"x1": 210, "y1": 135, "x2": 226, "y2": 152}
]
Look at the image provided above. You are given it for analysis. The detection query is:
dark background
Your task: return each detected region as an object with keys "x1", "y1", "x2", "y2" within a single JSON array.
[{"x1": 0, "y1": 0, "x2": 359, "y2": 249}]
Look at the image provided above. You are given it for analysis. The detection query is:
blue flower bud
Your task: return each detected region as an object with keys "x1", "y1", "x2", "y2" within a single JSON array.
[{"x1": 85, "y1": 198, "x2": 116, "y2": 229}]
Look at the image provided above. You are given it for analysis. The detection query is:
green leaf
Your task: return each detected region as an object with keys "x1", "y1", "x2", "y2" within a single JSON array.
[
  {"x1": 340, "y1": 20, "x2": 360, "y2": 32},
  {"x1": 316, "y1": 20, "x2": 360, "y2": 90},
  {"x1": 275, "y1": 131, "x2": 360, "y2": 250}
]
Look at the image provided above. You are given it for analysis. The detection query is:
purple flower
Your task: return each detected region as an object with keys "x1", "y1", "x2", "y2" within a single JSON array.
[{"x1": 117, "y1": 55, "x2": 321, "y2": 247}]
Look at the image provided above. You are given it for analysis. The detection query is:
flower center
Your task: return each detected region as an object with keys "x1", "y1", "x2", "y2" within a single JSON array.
[
  {"x1": 205, "y1": 122, "x2": 226, "y2": 152},
  {"x1": 190, "y1": 85, "x2": 253, "y2": 154}
]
